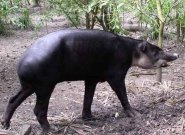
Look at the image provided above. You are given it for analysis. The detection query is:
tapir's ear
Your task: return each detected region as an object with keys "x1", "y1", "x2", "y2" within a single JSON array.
[{"x1": 138, "y1": 41, "x2": 147, "y2": 52}]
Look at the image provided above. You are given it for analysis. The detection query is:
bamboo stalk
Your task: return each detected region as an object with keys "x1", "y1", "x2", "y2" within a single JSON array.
[{"x1": 156, "y1": 0, "x2": 164, "y2": 82}]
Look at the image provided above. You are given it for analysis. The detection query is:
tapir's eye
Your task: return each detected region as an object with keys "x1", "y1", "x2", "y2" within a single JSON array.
[{"x1": 152, "y1": 49, "x2": 158, "y2": 56}]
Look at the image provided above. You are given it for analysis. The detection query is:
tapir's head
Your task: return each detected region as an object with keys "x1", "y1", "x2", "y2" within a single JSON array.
[{"x1": 132, "y1": 41, "x2": 179, "y2": 69}]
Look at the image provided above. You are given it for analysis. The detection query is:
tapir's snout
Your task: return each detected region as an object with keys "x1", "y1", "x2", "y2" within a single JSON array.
[
  {"x1": 164, "y1": 53, "x2": 179, "y2": 62},
  {"x1": 158, "y1": 53, "x2": 179, "y2": 68}
]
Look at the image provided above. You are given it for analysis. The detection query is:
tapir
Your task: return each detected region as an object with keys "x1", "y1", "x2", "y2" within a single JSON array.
[{"x1": 1, "y1": 29, "x2": 178, "y2": 131}]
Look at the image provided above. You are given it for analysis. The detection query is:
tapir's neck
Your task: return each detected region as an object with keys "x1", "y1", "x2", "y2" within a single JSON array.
[
  {"x1": 120, "y1": 36, "x2": 142, "y2": 51},
  {"x1": 121, "y1": 35, "x2": 142, "y2": 44},
  {"x1": 119, "y1": 36, "x2": 144, "y2": 67}
]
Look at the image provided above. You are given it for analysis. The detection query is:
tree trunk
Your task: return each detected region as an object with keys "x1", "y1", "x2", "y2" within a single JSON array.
[
  {"x1": 181, "y1": 27, "x2": 185, "y2": 41},
  {"x1": 84, "y1": 0, "x2": 91, "y2": 29},
  {"x1": 176, "y1": 12, "x2": 180, "y2": 41},
  {"x1": 181, "y1": 13, "x2": 185, "y2": 42},
  {"x1": 85, "y1": 12, "x2": 91, "y2": 29},
  {"x1": 33, "y1": 0, "x2": 40, "y2": 7},
  {"x1": 156, "y1": 0, "x2": 164, "y2": 82}
]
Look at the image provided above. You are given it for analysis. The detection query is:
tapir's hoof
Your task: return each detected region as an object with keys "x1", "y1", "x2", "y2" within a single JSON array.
[
  {"x1": 125, "y1": 108, "x2": 141, "y2": 118},
  {"x1": 82, "y1": 116, "x2": 96, "y2": 121},
  {"x1": 42, "y1": 128, "x2": 51, "y2": 134},
  {"x1": 1, "y1": 120, "x2": 10, "y2": 129},
  {"x1": 41, "y1": 124, "x2": 51, "y2": 133},
  {"x1": 82, "y1": 113, "x2": 96, "y2": 121}
]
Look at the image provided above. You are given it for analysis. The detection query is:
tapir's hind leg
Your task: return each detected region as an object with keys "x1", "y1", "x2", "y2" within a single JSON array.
[
  {"x1": 33, "y1": 85, "x2": 55, "y2": 132},
  {"x1": 1, "y1": 84, "x2": 34, "y2": 129}
]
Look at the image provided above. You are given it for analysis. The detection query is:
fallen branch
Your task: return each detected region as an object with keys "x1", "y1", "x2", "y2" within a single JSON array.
[
  {"x1": 0, "y1": 130, "x2": 18, "y2": 135},
  {"x1": 123, "y1": 24, "x2": 145, "y2": 32},
  {"x1": 130, "y1": 72, "x2": 156, "y2": 77}
]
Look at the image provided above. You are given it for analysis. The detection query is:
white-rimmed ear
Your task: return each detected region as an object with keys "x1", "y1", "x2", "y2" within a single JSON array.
[{"x1": 138, "y1": 41, "x2": 147, "y2": 52}]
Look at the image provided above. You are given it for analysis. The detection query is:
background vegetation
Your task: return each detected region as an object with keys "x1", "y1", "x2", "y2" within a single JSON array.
[
  {"x1": 0, "y1": 0, "x2": 184, "y2": 81},
  {"x1": 0, "y1": 0, "x2": 184, "y2": 39}
]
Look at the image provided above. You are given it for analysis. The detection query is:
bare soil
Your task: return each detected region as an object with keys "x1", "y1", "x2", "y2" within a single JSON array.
[{"x1": 1, "y1": 11, "x2": 185, "y2": 135}]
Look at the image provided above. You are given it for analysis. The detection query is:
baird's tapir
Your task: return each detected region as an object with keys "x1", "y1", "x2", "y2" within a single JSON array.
[{"x1": 1, "y1": 29, "x2": 178, "y2": 131}]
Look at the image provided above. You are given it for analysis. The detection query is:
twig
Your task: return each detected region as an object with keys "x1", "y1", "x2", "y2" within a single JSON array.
[{"x1": 130, "y1": 72, "x2": 156, "y2": 77}]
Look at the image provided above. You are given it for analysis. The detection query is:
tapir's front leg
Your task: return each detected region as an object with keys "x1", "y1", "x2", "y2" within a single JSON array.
[{"x1": 107, "y1": 70, "x2": 136, "y2": 117}]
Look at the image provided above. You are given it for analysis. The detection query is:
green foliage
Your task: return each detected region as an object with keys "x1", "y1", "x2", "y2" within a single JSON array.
[
  {"x1": 0, "y1": 0, "x2": 185, "y2": 39},
  {"x1": 48, "y1": 0, "x2": 126, "y2": 34},
  {"x1": 175, "y1": 0, "x2": 185, "y2": 41},
  {"x1": 13, "y1": 8, "x2": 32, "y2": 29},
  {"x1": 97, "y1": 0, "x2": 124, "y2": 33},
  {"x1": 48, "y1": 0, "x2": 81, "y2": 27},
  {"x1": 0, "y1": 0, "x2": 33, "y2": 34},
  {"x1": 0, "y1": 0, "x2": 11, "y2": 34},
  {"x1": 126, "y1": 0, "x2": 183, "y2": 39}
]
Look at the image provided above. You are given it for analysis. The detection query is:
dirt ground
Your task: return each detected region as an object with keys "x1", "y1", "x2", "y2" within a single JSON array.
[{"x1": 1, "y1": 11, "x2": 185, "y2": 135}]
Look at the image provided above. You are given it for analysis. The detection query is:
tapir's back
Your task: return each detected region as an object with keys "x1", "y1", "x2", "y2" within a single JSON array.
[
  {"x1": 17, "y1": 29, "x2": 119, "y2": 83},
  {"x1": 59, "y1": 30, "x2": 119, "y2": 80}
]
